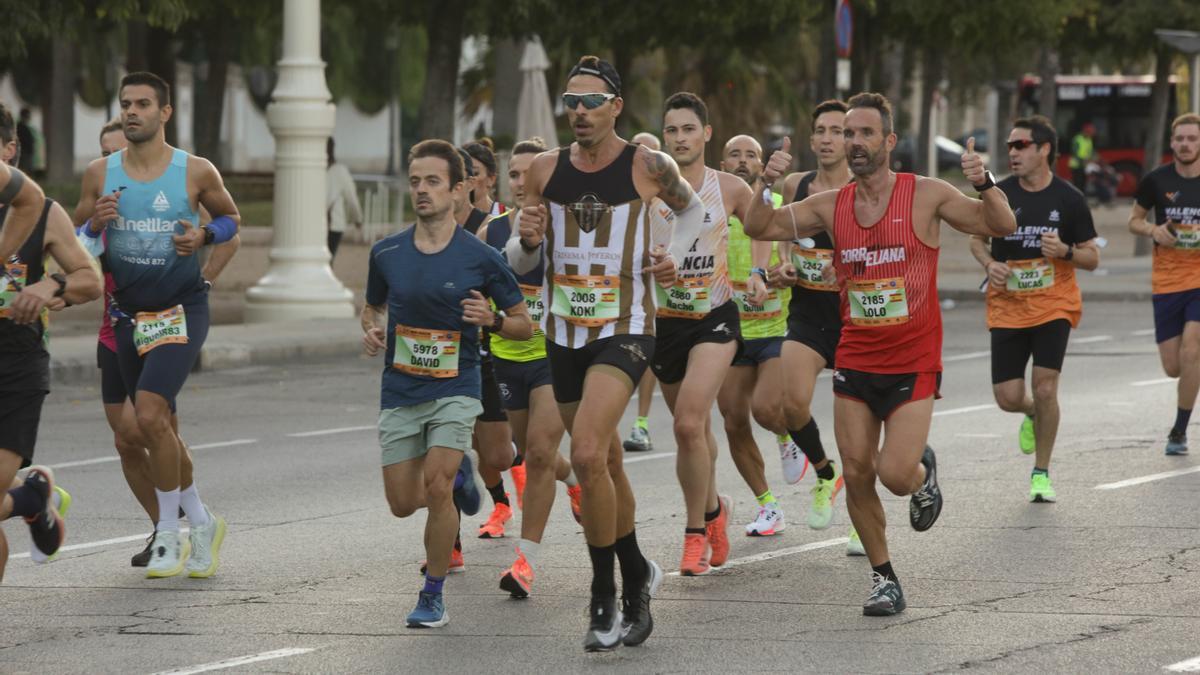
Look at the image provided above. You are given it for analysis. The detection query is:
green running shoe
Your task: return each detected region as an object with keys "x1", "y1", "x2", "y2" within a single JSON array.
[
  {"x1": 1029, "y1": 473, "x2": 1056, "y2": 503},
  {"x1": 807, "y1": 463, "x2": 843, "y2": 530},
  {"x1": 1019, "y1": 415, "x2": 1035, "y2": 455}
]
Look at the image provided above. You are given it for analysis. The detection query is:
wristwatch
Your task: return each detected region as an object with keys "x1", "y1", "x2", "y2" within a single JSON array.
[
  {"x1": 201, "y1": 224, "x2": 215, "y2": 245},
  {"x1": 50, "y1": 272, "x2": 67, "y2": 298},
  {"x1": 973, "y1": 171, "x2": 996, "y2": 193},
  {"x1": 491, "y1": 310, "x2": 506, "y2": 333},
  {"x1": 1063, "y1": 244, "x2": 1074, "y2": 261},
  {"x1": 751, "y1": 267, "x2": 768, "y2": 282}
]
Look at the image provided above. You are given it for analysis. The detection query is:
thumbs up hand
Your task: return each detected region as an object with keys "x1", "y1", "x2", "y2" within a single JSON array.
[
  {"x1": 961, "y1": 136, "x2": 986, "y2": 186},
  {"x1": 763, "y1": 136, "x2": 792, "y2": 187},
  {"x1": 172, "y1": 219, "x2": 206, "y2": 256}
]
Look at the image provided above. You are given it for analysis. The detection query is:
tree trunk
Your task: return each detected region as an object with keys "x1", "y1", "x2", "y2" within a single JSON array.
[
  {"x1": 916, "y1": 48, "x2": 943, "y2": 177},
  {"x1": 47, "y1": 40, "x2": 77, "y2": 183},
  {"x1": 416, "y1": 0, "x2": 465, "y2": 141},
  {"x1": 850, "y1": 8, "x2": 870, "y2": 93},
  {"x1": 490, "y1": 38, "x2": 522, "y2": 147},
  {"x1": 194, "y1": 24, "x2": 232, "y2": 167},
  {"x1": 1037, "y1": 46, "x2": 1059, "y2": 124},
  {"x1": 147, "y1": 28, "x2": 178, "y2": 146},
  {"x1": 1136, "y1": 45, "x2": 1174, "y2": 257},
  {"x1": 612, "y1": 45, "x2": 634, "y2": 138},
  {"x1": 817, "y1": 0, "x2": 836, "y2": 102}
]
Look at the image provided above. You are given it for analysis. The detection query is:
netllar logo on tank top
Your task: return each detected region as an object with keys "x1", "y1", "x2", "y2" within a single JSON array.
[{"x1": 567, "y1": 193, "x2": 613, "y2": 233}]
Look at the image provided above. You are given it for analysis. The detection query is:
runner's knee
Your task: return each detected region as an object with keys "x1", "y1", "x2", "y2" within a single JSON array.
[
  {"x1": 750, "y1": 401, "x2": 784, "y2": 434},
  {"x1": 571, "y1": 437, "x2": 608, "y2": 480},
  {"x1": 1032, "y1": 377, "x2": 1058, "y2": 403},
  {"x1": 673, "y1": 413, "x2": 708, "y2": 447}
]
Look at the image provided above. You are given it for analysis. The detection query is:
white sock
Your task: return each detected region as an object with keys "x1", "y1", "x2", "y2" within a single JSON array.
[
  {"x1": 155, "y1": 489, "x2": 181, "y2": 532},
  {"x1": 562, "y1": 467, "x2": 578, "y2": 487},
  {"x1": 518, "y1": 538, "x2": 541, "y2": 567},
  {"x1": 179, "y1": 485, "x2": 210, "y2": 527}
]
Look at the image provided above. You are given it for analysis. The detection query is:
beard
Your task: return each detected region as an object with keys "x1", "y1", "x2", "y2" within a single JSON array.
[{"x1": 848, "y1": 146, "x2": 884, "y2": 176}]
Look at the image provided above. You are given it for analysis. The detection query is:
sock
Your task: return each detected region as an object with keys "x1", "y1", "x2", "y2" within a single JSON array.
[
  {"x1": 179, "y1": 485, "x2": 209, "y2": 527},
  {"x1": 423, "y1": 574, "x2": 445, "y2": 595},
  {"x1": 613, "y1": 529, "x2": 648, "y2": 596},
  {"x1": 486, "y1": 481, "x2": 509, "y2": 507},
  {"x1": 789, "y1": 418, "x2": 828, "y2": 466},
  {"x1": 755, "y1": 490, "x2": 776, "y2": 507},
  {"x1": 512, "y1": 453, "x2": 525, "y2": 467},
  {"x1": 1032, "y1": 467, "x2": 1049, "y2": 477},
  {"x1": 518, "y1": 538, "x2": 541, "y2": 567},
  {"x1": 1173, "y1": 407, "x2": 1193, "y2": 434},
  {"x1": 636, "y1": 416, "x2": 648, "y2": 430},
  {"x1": 776, "y1": 432, "x2": 790, "y2": 445},
  {"x1": 704, "y1": 500, "x2": 721, "y2": 523},
  {"x1": 816, "y1": 460, "x2": 836, "y2": 481},
  {"x1": 872, "y1": 561, "x2": 898, "y2": 583},
  {"x1": 453, "y1": 533, "x2": 462, "y2": 552},
  {"x1": 587, "y1": 544, "x2": 617, "y2": 598},
  {"x1": 562, "y1": 467, "x2": 578, "y2": 487},
  {"x1": 685, "y1": 527, "x2": 706, "y2": 535},
  {"x1": 6, "y1": 484, "x2": 44, "y2": 519},
  {"x1": 453, "y1": 469, "x2": 465, "y2": 491},
  {"x1": 155, "y1": 488, "x2": 181, "y2": 532}
]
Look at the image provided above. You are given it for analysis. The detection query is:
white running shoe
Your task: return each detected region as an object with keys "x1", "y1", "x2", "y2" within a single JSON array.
[
  {"x1": 744, "y1": 504, "x2": 785, "y2": 536},
  {"x1": 846, "y1": 528, "x2": 866, "y2": 556},
  {"x1": 146, "y1": 529, "x2": 189, "y2": 578},
  {"x1": 779, "y1": 440, "x2": 809, "y2": 485},
  {"x1": 185, "y1": 507, "x2": 228, "y2": 578}
]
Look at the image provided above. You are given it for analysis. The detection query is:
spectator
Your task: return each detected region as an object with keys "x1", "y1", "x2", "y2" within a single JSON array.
[
  {"x1": 326, "y1": 137, "x2": 362, "y2": 261},
  {"x1": 1069, "y1": 122, "x2": 1095, "y2": 192}
]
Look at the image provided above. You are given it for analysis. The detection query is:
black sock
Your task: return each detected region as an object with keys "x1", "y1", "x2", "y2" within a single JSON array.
[
  {"x1": 685, "y1": 527, "x2": 706, "y2": 536},
  {"x1": 6, "y1": 485, "x2": 44, "y2": 519},
  {"x1": 588, "y1": 544, "x2": 617, "y2": 598},
  {"x1": 789, "y1": 418, "x2": 828, "y2": 466},
  {"x1": 872, "y1": 561, "x2": 898, "y2": 583},
  {"x1": 816, "y1": 459, "x2": 836, "y2": 481},
  {"x1": 454, "y1": 533, "x2": 462, "y2": 552},
  {"x1": 1173, "y1": 408, "x2": 1193, "y2": 435},
  {"x1": 613, "y1": 529, "x2": 648, "y2": 596},
  {"x1": 704, "y1": 500, "x2": 721, "y2": 523},
  {"x1": 512, "y1": 453, "x2": 525, "y2": 467},
  {"x1": 1032, "y1": 467, "x2": 1048, "y2": 477},
  {"x1": 487, "y1": 481, "x2": 509, "y2": 507}
]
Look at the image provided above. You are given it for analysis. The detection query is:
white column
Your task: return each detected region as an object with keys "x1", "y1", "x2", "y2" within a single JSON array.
[{"x1": 244, "y1": 0, "x2": 354, "y2": 322}]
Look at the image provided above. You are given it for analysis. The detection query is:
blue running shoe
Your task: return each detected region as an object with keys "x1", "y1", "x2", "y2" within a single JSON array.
[
  {"x1": 406, "y1": 591, "x2": 449, "y2": 628},
  {"x1": 1166, "y1": 430, "x2": 1188, "y2": 456},
  {"x1": 453, "y1": 452, "x2": 483, "y2": 516}
]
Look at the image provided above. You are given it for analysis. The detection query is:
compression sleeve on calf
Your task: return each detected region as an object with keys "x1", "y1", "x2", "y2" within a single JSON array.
[
  {"x1": 206, "y1": 215, "x2": 237, "y2": 244},
  {"x1": 667, "y1": 190, "x2": 705, "y2": 265}
]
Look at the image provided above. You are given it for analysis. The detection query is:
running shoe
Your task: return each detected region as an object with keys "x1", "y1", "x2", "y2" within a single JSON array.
[
  {"x1": 621, "y1": 558, "x2": 663, "y2": 647},
  {"x1": 679, "y1": 533, "x2": 711, "y2": 576},
  {"x1": 453, "y1": 451, "x2": 483, "y2": 516},
  {"x1": 132, "y1": 532, "x2": 156, "y2": 568},
  {"x1": 567, "y1": 484, "x2": 583, "y2": 524},
  {"x1": 478, "y1": 501, "x2": 513, "y2": 539},
  {"x1": 745, "y1": 504, "x2": 785, "y2": 536},
  {"x1": 1019, "y1": 415, "x2": 1036, "y2": 454},
  {"x1": 185, "y1": 507, "x2": 228, "y2": 578},
  {"x1": 145, "y1": 529, "x2": 188, "y2": 578},
  {"x1": 909, "y1": 446, "x2": 943, "y2": 532},
  {"x1": 420, "y1": 546, "x2": 465, "y2": 575},
  {"x1": 30, "y1": 485, "x2": 71, "y2": 564},
  {"x1": 499, "y1": 551, "x2": 534, "y2": 598},
  {"x1": 779, "y1": 439, "x2": 809, "y2": 485},
  {"x1": 846, "y1": 528, "x2": 866, "y2": 556},
  {"x1": 1029, "y1": 473, "x2": 1057, "y2": 503},
  {"x1": 1166, "y1": 429, "x2": 1189, "y2": 456},
  {"x1": 862, "y1": 572, "x2": 906, "y2": 616},
  {"x1": 623, "y1": 426, "x2": 653, "y2": 453},
  {"x1": 583, "y1": 596, "x2": 623, "y2": 652},
  {"x1": 808, "y1": 464, "x2": 844, "y2": 530},
  {"x1": 706, "y1": 495, "x2": 732, "y2": 567},
  {"x1": 510, "y1": 463, "x2": 527, "y2": 509},
  {"x1": 22, "y1": 467, "x2": 64, "y2": 560},
  {"x1": 406, "y1": 591, "x2": 449, "y2": 628}
]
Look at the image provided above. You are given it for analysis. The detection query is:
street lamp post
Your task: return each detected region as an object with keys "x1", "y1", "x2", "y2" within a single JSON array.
[
  {"x1": 1155, "y1": 30, "x2": 1200, "y2": 114},
  {"x1": 244, "y1": 0, "x2": 354, "y2": 322}
]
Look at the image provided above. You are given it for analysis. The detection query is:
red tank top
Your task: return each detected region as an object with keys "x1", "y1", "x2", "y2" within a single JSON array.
[{"x1": 832, "y1": 173, "x2": 941, "y2": 374}]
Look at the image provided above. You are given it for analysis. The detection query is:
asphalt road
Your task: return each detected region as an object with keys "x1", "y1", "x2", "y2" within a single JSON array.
[{"x1": 3, "y1": 299, "x2": 1200, "y2": 674}]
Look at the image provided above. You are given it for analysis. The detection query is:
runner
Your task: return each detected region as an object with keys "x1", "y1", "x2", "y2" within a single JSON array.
[
  {"x1": 465, "y1": 139, "x2": 506, "y2": 217},
  {"x1": 715, "y1": 133, "x2": 789, "y2": 536},
  {"x1": 476, "y1": 136, "x2": 584, "y2": 598},
  {"x1": 744, "y1": 92, "x2": 1016, "y2": 615},
  {"x1": 625, "y1": 132, "x2": 662, "y2": 453},
  {"x1": 505, "y1": 55, "x2": 703, "y2": 651},
  {"x1": 1, "y1": 104, "x2": 101, "y2": 581},
  {"x1": 1128, "y1": 112, "x2": 1200, "y2": 455},
  {"x1": 74, "y1": 71, "x2": 240, "y2": 578},
  {"x1": 970, "y1": 115, "x2": 1099, "y2": 499},
  {"x1": 363, "y1": 139, "x2": 531, "y2": 628}
]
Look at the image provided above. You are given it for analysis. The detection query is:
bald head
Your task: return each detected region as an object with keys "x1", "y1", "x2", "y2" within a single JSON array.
[
  {"x1": 631, "y1": 132, "x2": 661, "y2": 151},
  {"x1": 721, "y1": 134, "x2": 764, "y2": 185}
]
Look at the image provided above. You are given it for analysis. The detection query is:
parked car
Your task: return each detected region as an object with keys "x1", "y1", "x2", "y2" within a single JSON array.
[{"x1": 891, "y1": 135, "x2": 988, "y2": 174}]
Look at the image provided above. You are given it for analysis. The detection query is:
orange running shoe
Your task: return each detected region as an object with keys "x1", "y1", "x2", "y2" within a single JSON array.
[
  {"x1": 499, "y1": 550, "x2": 535, "y2": 598},
  {"x1": 679, "y1": 532, "x2": 711, "y2": 576},
  {"x1": 566, "y1": 484, "x2": 583, "y2": 524},
  {"x1": 478, "y1": 501, "x2": 513, "y2": 538},
  {"x1": 706, "y1": 495, "x2": 733, "y2": 567},
  {"x1": 420, "y1": 546, "x2": 466, "y2": 575},
  {"x1": 510, "y1": 463, "x2": 527, "y2": 510}
]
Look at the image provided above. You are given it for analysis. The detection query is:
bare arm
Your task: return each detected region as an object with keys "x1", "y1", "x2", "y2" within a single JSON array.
[
  {"x1": 361, "y1": 302, "x2": 387, "y2": 356},
  {"x1": 495, "y1": 301, "x2": 533, "y2": 341},
  {"x1": 202, "y1": 235, "x2": 241, "y2": 285},
  {"x1": 506, "y1": 152, "x2": 554, "y2": 274},
  {"x1": 636, "y1": 147, "x2": 703, "y2": 263},
  {"x1": 73, "y1": 160, "x2": 107, "y2": 228},
  {"x1": 0, "y1": 165, "x2": 46, "y2": 261},
  {"x1": 1128, "y1": 202, "x2": 1178, "y2": 247},
  {"x1": 42, "y1": 202, "x2": 102, "y2": 306},
  {"x1": 743, "y1": 139, "x2": 829, "y2": 241},
  {"x1": 932, "y1": 179, "x2": 1016, "y2": 237},
  {"x1": 195, "y1": 158, "x2": 241, "y2": 229}
]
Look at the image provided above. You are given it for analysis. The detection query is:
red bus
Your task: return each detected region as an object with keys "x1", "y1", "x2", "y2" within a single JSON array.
[{"x1": 1019, "y1": 74, "x2": 1178, "y2": 195}]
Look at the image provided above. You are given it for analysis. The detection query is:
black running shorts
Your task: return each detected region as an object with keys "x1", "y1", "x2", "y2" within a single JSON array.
[
  {"x1": 546, "y1": 334, "x2": 655, "y2": 404},
  {"x1": 97, "y1": 342, "x2": 128, "y2": 405},
  {"x1": 478, "y1": 355, "x2": 508, "y2": 423},
  {"x1": 0, "y1": 388, "x2": 47, "y2": 467},
  {"x1": 785, "y1": 316, "x2": 840, "y2": 369},
  {"x1": 493, "y1": 356, "x2": 553, "y2": 412},
  {"x1": 990, "y1": 318, "x2": 1071, "y2": 384},
  {"x1": 833, "y1": 368, "x2": 942, "y2": 421},
  {"x1": 732, "y1": 337, "x2": 783, "y2": 367},
  {"x1": 652, "y1": 300, "x2": 742, "y2": 385}
]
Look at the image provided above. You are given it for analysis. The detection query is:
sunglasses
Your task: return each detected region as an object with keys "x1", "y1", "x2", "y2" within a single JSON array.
[
  {"x1": 1007, "y1": 139, "x2": 1040, "y2": 151},
  {"x1": 562, "y1": 92, "x2": 616, "y2": 110}
]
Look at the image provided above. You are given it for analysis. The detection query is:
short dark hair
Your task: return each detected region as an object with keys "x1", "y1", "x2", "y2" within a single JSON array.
[
  {"x1": 567, "y1": 55, "x2": 622, "y2": 95},
  {"x1": 846, "y1": 92, "x2": 893, "y2": 135},
  {"x1": 120, "y1": 71, "x2": 171, "y2": 107},
  {"x1": 1013, "y1": 115, "x2": 1058, "y2": 165},
  {"x1": 512, "y1": 137, "x2": 548, "y2": 156},
  {"x1": 99, "y1": 117, "x2": 123, "y2": 142},
  {"x1": 463, "y1": 141, "x2": 497, "y2": 177},
  {"x1": 0, "y1": 102, "x2": 14, "y2": 145},
  {"x1": 664, "y1": 92, "x2": 708, "y2": 126},
  {"x1": 409, "y1": 139, "x2": 465, "y2": 186},
  {"x1": 1173, "y1": 113, "x2": 1200, "y2": 134},
  {"x1": 811, "y1": 99, "x2": 848, "y2": 131}
]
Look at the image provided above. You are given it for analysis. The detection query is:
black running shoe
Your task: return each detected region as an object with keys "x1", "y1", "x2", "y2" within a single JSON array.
[
  {"x1": 620, "y1": 558, "x2": 663, "y2": 647},
  {"x1": 1166, "y1": 429, "x2": 1188, "y2": 455},
  {"x1": 23, "y1": 466, "x2": 64, "y2": 557},
  {"x1": 131, "y1": 532, "x2": 156, "y2": 567},
  {"x1": 583, "y1": 596, "x2": 623, "y2": 652},
  {"x1": 862, "y1": 572, "x2": 906, "y2": 616},
  {"x1": 909, "y1": 445, "x2": 943, "y2": 531}
]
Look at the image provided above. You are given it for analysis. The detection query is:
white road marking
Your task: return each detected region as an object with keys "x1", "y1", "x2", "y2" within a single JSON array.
[
  {"x1": 1072, "y1": 335, "x2": 1113, "y2": 344},
  {"x1": 1165, "y1": 655, "x2": 1200, "y2": 672},
  {"x1": 12, "y1": 530, "x2": 188, "y2": 560},
  {"x1": 667, "y1": 537, "x2": 847, "y2": 576},
  {"x1": 933, "y1": 404, "x2": 996, "y2": 417},
  {"x1": 1094, "y1": 466, "x2": 1200, "y2": 490},
  {"x1": 956, "y1": 433, "x2": 1001, "y2": 438},
  {"x1": 944, "y1": 350, "x2": 990, "y2": 362},
  {"x1": 624, "y1": 451, "x2": 676, "y2": 464},
  {"x1": 1132, "y1": 328, "x2": 1156, "y2": 337},
  {"x1": 288, "y1": 425, "x2": 376, "y2": 438},
  {"x1": 150, "y1": 648, "x2": 316, "y2": 675},
  {"x1": 48, "y1": 439, "x2": 258, "y2": 470},
  {"x1": 1132, "y1": 377, "x2": 1176, "y2": 387}
]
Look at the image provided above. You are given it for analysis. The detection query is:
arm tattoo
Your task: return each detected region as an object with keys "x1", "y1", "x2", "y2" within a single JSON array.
[{"x1": 643, "y1": 151, "x2": 691, "y2": 210}]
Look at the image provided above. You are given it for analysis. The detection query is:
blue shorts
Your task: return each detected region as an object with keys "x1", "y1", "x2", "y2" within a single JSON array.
[
  {"x1": 114, "y1": 298, "x2": 209, "y2": 409},
  {"x1": 732, "y1": 337, "x2": 783, "y2": 367},
  {"x1": 1152, "y1": 288, "x2": 1200, "y2": 343}
]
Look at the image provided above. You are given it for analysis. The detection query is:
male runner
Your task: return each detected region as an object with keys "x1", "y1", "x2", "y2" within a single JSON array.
[
  {"x1": 74, "y1": 72, "x2": 239, "y2": 578},
  {"x1": 745, "y1": 92, "x2": 1016, "y2": 615},
  {"x1": 970, "y1": 115, "x2": 1099, "y2": 499},
  {"x1": 624, "y1": 131, "x2": 662, "y2": 453},
  {"x1": 506, "y1": 56, "x2": 702, "y2": 651},
  {"x1": 715, "y1": 133, "x2": 789, "y2": 536},
  {"x1": 477, "y1": 136, "x2": 583, "y2": 597},
  {"x1": 1128, "y1": 112, "x2": 1200, "y2": 455},
  {"x1": 364, "y1": 139, "x2": 531, "y2": 628}
]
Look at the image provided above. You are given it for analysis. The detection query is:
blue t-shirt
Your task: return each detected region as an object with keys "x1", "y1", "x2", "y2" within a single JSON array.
[{"x1": 367, "y1": 226, "x2": 523, "y2": 409}]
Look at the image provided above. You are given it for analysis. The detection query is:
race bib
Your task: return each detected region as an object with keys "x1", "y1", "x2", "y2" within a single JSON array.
[
  {"x1": 732, "y1": 280, "x2": 782, "y2": 320},
  {"x1": 519, "y1": 283, "x2": 544, "y2": 324},
  {"x1": 655, "y1": 276, "x2": 713, "y2": 319},
  {"x1": 1174, "y1": 223, "x2": 1200, "y2": 250},
  {"x1": 848, "y1": 277, "x2": 909, "y2": 326},
  {"x1": 550, "y1": 274, "x2": 620, "y2": 326},
  {"x1": 0, "y1": 262, "x2": 26, "y2": 319},
  {"x1": 1006, "y1": 258, "x2": 1055, "y2": 293},
  {"x1": 791, "y1": 248, "x2": 837, "y2": 291},
  {"x1": 134, "y1": 305, "x2": 189, "y2": 355},
  {"x1": 394, "y1": 325, "x2": 460, "y2": 378}
]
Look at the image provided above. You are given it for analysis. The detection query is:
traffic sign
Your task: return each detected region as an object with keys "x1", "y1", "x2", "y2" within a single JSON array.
[{"x1": 836, "y1": 0, "x2": 853, "y2": 59}]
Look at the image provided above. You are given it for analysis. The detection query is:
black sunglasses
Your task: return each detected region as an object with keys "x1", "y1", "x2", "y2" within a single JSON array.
[
  {"x1": 1007, "y1": 139, "x2": 1040, "y2": 151},
  {"x1": 562, "y1": 92, "x2": 616, "y2": 110}
]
